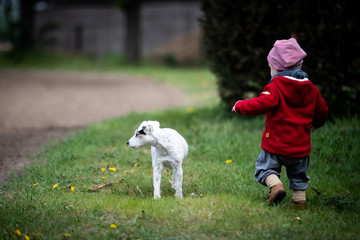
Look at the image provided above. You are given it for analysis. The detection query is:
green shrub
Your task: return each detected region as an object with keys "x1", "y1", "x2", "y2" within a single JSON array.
[{"x1": 200, "y1": 0, "x2": 360, "y2": 117}]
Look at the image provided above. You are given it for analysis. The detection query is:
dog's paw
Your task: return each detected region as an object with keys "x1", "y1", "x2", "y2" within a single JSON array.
[
  {"x1": 175, "y1": 193, "x2": 183, "y2": 199},
  {"x1": 154, "y1": 194, "x2": 161, "y2": 199}
]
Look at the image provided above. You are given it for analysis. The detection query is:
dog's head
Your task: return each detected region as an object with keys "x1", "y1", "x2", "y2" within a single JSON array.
[{"x1": 127, "y1": 121, "x2": 160, "y2": 149}]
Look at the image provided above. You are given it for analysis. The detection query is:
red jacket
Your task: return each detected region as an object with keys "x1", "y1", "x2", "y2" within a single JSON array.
[{"x1": 233, "y1": 75, "x2": 328, "y2": 157}]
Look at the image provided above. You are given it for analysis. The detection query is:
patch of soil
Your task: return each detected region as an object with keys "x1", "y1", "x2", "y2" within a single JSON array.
[{"x1": 0, "y1": 70, "x2": 187, "y2": 183}]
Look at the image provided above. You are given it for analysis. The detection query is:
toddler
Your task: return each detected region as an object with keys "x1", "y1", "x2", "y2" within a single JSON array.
[{"x1": 232, "y1": 38, "x2": 328, "y2": 208}]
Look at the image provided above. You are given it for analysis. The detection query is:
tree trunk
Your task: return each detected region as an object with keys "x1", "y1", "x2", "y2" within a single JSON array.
[
  {"x1": 125, "y1": 1, "x2": 140, "y2": 64},
  {"x1": 18, "y1": 0, "x2": 35, "y2": 49}
]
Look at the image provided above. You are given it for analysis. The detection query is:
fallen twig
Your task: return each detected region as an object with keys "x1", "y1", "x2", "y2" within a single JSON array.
[{"x1": 90, "y1": 178, "x2": 124, "y2": 191}]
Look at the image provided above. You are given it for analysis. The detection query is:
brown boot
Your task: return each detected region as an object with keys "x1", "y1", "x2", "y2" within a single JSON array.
[
  {"x1": 285, "y1": 200, "x2": 306, "y2": 210},
  {"x1": 267, "y1": 183, "x2": 286, "y2": 205}
]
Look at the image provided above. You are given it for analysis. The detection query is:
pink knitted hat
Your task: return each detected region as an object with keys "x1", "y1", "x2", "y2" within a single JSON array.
[{"x1": 267, "y1": 38, "x2": 307, "y2": 71}]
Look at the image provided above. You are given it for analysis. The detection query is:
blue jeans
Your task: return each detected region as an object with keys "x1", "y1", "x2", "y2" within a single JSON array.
[{"x1": 254, "y1": 150, "x2": 310, "y2": 190}]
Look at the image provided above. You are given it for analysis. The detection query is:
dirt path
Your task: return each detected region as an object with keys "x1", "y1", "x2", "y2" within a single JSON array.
[{"x1": 0, "y1": 70, "x2": 188, "y2": 182}]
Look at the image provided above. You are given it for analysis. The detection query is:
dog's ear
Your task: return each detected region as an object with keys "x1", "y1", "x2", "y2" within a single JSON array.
[
  {"x1": 139, "y1": 120, "x2": 160, "y2": 135},
  {"x1": 143, "y1": 124, "x2": 153, "y2": 135},
  {"x1": 146, "y1": 120, "x2": 160, "y2": 129},
  {"x1": 152, "y1": 121, "x2": 160, "y2": 128}
]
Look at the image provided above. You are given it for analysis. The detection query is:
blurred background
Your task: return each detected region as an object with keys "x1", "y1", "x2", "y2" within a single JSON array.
[
  {"x1": 0, "y1": 0, "x2": 214, "y2": 131},
  {"x1": 1, "y1": 0, "x2": 359, "y2": 118},
  {"x1": 0, "y1": 0, "x2": 203, "y2": 65}
]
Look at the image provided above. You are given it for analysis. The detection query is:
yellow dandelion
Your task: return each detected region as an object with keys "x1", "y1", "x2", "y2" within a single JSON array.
[
  {"x1": 134, "y1": 163, "x2": 138, "y2": 167},
  {"x1": 187, "y1": 107, "x2": 194, "y2": 113},
  {"x1": 14, "y1": 229, "x2": 21, "y2": 236},
  {"x1": 226, "y1": 160, "x2": 232, "y2": 164},
  {"x1": 101, "y1": 168, "x2": 106, "y2": 172},
  {"x1": 102, "y1": 177, "x2": 106, "y2": 180},
  {"x1": 24, "y1": 234, "x2": 30, "y2": 240},
  {"x1": 33, "y1": 183, "x2": 39, "y2": 187},
  {"x1": 52, "y1": 184, "x2": 58, "y2": 189},
  {"x1": 65, "y1": 233, "x2": 72, "y2": 238},
  {"x1": 70, "y1": 186, "x2": 75, "y2": 192},
  {"x1": 110, "y1": 224, "x2": 117, "y2": 229},
  {"x1": 109, "y1": 167, "x2": 116, "y2": 172}
]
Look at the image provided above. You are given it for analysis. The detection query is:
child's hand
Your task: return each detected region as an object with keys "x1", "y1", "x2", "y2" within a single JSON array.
[
  {"x1": 231, "y1": 105, "x2": 236, "y2": 112},
  {"x1": 231, "y1": 101, "x2": 242, "y2": 112}
]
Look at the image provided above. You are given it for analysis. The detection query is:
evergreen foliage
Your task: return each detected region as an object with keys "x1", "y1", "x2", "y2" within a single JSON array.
[{"x1": 200, "y1": 0, "x2": 360, "y2": 116}]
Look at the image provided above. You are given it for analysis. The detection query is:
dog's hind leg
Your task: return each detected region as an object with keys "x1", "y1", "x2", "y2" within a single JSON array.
[
  {"x1": 173, "y1": 166, "x2": 183, "y2": 199},
  {"x1": 171, "y1": 169, "x2": 176, "y2": 189}
]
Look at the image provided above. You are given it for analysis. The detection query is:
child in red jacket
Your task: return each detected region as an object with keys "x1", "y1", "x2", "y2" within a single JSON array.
[{"x1": 232, "y1": 38, "x2": 328, "y2": 208}]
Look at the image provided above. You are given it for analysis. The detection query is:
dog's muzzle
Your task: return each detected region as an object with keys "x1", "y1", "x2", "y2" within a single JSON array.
[{"x1": 127, "y1": 141, "x2": 136, "y2": 149}]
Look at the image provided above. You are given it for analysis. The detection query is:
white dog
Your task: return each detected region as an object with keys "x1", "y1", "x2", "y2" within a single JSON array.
[{"x1": 127, "y1": 121, "x2": 188, "y2": 199}]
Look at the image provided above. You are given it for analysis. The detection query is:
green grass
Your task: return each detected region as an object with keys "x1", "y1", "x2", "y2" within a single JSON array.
[
  {"x1": 1, "y1": 52, "x2": 359, "y2": 239},
  {"x1": 0, "y1": 106, "x2": 359, "y2": 240}
]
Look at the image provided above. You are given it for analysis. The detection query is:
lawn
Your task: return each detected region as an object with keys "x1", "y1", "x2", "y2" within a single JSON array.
[
  {"x1": 1, "y1": 107, "x2": 359, "y2": 239},
  {"x1": 0, "y1": 52, "x2": 359, "y2": 239}
]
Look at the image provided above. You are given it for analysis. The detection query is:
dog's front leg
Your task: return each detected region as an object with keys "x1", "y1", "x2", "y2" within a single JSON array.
[{"x1": 153, "y1": 165, "x2": 163, "y2": 199}]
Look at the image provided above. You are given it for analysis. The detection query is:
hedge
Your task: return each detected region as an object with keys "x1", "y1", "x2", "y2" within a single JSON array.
[{"x1": 200, "y1": 0, "x2": 360, "y2": 117}]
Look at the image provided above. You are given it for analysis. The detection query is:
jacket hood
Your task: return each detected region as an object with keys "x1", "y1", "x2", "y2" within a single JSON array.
[{"x1": 272, "y1": 75, "x2": 315, "y2": 107}]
